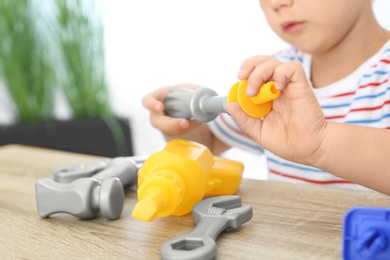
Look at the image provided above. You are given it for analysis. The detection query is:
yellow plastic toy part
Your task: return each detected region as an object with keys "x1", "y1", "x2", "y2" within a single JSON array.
[
  {"x1": 131, "y1": 139, "x2": 244, "y2": 222},
  {"x1": 227, "y1": 79, "x2": 280, "y2": 118}
]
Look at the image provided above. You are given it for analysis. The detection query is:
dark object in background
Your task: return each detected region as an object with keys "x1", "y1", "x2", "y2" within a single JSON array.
[{"x1": 0, "y1": 116, "x2": 133, "y2": 157}]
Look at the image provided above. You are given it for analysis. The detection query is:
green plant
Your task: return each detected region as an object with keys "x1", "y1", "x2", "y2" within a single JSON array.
[
  {"x1": 53, "y1": 0, "x2": 128, "y2": 155},
  {"x1": 0, "y1": 0, "x2": 57, "y2": 123},
  {"x1": 0, "y1": 0, "x2": 113, "y2": 122},
  {"x1": 0, "y1": 0, "x2": 129, "y2": 155},
  {"x1": 55, "y1": 0, "x2": 112, "y2": 118}
]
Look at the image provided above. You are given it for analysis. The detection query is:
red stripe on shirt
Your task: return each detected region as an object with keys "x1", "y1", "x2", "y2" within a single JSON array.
[
  {"x1": 325, "y1": 100, "x2": 390, "y2": 120},
  {"x1": 269, "y1": 169, "x2": 354, "y2": 185},
  {"x1": 350, "y1": 100, "x2": 390, "y2": 112},
  {"x1": 330, "y1": 91, "x2": 356, "y2": 98},
  {"x1": 371, "y1": 59, "x2": 390, "y2": 68},
  {"x1": 359, "y1": 78, "x2": 389, "y2": 89},
  {"x1": 325, "y1": 115, "x2": 346, "y2": 120}
]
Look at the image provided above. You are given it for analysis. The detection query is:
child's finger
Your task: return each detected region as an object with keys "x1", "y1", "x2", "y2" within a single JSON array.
[
  {"x1": 246, "y1": 58, "x2": 282, "y2": 96},
  {"x1": 237, "y1": 55, "x2": 270, "y2": 80},
  {"x1": 273, "y1": 60, "x2": 308, "y2": 90}
]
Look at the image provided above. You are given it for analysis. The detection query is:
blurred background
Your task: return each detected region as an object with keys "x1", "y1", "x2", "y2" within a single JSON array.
[{"x1": 0, "y1": 0, "x2": 389, "y2": 179}]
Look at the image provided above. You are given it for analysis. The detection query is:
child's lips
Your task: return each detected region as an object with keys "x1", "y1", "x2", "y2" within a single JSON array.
[{"x1": 281, "y1": 21, "x2": 305, "y2": 33}]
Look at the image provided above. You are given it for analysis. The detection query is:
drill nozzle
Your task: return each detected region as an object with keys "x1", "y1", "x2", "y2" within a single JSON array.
[
  {"x1": 132, "y1": 197, "x2": 159, "y2": 222},
  {"x1": 132, "y1": 179, "x2": 181, "y2": 222}
]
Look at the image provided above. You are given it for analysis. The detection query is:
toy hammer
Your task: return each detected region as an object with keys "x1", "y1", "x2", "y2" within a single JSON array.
[{"x1": 35, "y1": 156, "x2": 145, "y2": 220}]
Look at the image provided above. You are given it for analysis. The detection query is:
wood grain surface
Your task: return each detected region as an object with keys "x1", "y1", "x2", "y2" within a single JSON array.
[{"x1": 1, "y1": 144, "x2": 389, "y2": 259}]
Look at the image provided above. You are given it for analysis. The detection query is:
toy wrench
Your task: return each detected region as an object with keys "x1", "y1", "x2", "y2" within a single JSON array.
[
  {"x1": 52, "y1": 155, "x2": 147, "y2": 187},
  {"x1": 51, "y1": 160, "x2": 107, "y2": 183},
  {"x1": 160, "y1": 195, "x2": 253, "y2": 260}
]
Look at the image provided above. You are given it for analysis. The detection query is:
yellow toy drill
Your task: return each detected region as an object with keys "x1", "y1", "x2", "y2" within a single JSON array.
[{"x1": 131, "y1": 139, "x2": 244, "y2": 222}]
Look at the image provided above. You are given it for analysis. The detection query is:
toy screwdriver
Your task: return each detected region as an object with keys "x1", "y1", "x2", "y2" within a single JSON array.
[
  {"x1": 131, "y1": 139, "x2": 244, "y2": 222},
  {"x1": 163, "y1": 79, "x2": 280, "y2": 122}
]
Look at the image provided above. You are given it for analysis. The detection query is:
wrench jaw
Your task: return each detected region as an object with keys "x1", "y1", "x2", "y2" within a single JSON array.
[
  {"x1": 226, "y1": 205, "x2": 253, "y2": 229},
  {"x1": 192, "y1": 195, "x2": 247, "y2": 224},
  {"x1": 160, "y1": 195, "x2": 253, "y2": 260}
]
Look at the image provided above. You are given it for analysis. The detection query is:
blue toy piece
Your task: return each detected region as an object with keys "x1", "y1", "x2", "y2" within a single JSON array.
[{"x1": 343, "y1": 207, "x2": 390, "y2": 260}]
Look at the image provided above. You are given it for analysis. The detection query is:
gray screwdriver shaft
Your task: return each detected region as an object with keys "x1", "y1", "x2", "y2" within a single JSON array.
[{"x1": 164, "y1": 87, "x2": 228, "y2": 123}]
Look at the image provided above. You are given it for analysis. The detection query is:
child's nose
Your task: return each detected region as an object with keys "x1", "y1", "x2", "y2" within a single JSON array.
[{"x1": 268, "y1": 0, "x2": 293, "y2": 11}]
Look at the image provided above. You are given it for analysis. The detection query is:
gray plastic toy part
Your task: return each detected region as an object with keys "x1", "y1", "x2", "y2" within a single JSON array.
[
  {"x1": 52, "y1": 156, "x2": 143, "y2": 188},
  {"x1": 36, "y1": 156, "x2": 147, "y2": 220},
  {"x1": 163, "y1": 87, "x2": 228, "y2": 123},
  {"x1": 52, "y1": 160, "x2": 108, "y2": 183},
  {"x1": 35, "y1": 177, "x2": 124, "y2": 220},
  {"x1": 160, "y1": 195, "x2": 253, "y2": 260},
  {"x1": 91, "y1": 157, "x2": 139, "y2": 188}
]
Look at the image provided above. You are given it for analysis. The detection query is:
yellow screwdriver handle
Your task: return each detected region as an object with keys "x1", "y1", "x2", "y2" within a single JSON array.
[{"x1": 228, "y1": 79, "x2": 280, "y2": 118}]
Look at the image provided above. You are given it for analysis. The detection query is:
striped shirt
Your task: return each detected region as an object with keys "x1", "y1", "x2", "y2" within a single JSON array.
[{"x1": 209, "y1": 39, "x2": 390, "y2": 191}]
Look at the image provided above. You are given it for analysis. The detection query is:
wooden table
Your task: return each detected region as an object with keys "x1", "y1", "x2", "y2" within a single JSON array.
[{"x1": 1, "y1": 144, "x2": 390, "y2": 259}]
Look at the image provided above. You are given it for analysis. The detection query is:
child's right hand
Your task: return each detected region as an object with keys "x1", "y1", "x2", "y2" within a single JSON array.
[
  {"x1": 228, "y1": 56, "x2": 328, "y2": 166},
  {"x1": 142, "y1": 83, "x2": 204, "y2": 137}
]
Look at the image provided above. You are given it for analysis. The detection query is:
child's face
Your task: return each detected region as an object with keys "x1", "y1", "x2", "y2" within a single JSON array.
[{"x1": 259, "y1": 0, "x2": 367, "y2": 54}]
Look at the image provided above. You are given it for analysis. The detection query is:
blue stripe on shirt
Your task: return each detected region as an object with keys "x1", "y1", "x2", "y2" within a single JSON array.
[
  {"x1": 354, "y1": 87, "x2": 390, "y2": 101},
  {"x1": 345, "y1": 113, "x2": 390, "y2": 124},
  {"x1": 214, "y1": 118, "x2": 264, "y2": 153},
  {"x1": 268, "y1": 157, "x2": 325, "y2": 173},
  {"x1": 273, "y1": 55, "x2": 303, "y2": 63},
  {"x1": 321, "y1": 86, "x2": 390, "y2": 110},
  {"x1": 362, "y1": 71, "x2": 390, "y2": 77},
  {"x1": 321, "y1": 103, "x2": 351, "y2": 109}
]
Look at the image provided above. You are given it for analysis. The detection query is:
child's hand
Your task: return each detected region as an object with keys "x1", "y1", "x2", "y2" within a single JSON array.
[
  {"x1": 228, "y1": 56, "x2": 327, "y2": 166},
  {"x1": 142, "y1": 83, "x2": 204, "y2": 137}
]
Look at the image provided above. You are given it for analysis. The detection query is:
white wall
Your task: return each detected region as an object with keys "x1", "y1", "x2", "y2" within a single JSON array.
[{"x1": 102, "y1": 0, "x2": 390, "y2": 180}]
